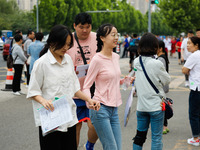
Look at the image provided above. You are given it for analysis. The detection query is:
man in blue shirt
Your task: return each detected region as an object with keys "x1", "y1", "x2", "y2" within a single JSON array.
[{"x1": 122, "y1": 34, "x2": 129, "y2": 58}]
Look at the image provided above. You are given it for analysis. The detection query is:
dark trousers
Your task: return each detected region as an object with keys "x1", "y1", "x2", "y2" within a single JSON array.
[
  {"x1": 122, "y1": 47, "x2": 128, "y2": 58},
  {"x1": 184, "y1": 60, "x2": 189, "y2": 81},
  {"x1": 189, "y1": 89, "x2": 200, "y2": 137},
  {"x1": 163, "y1": 113, "x2": 168, "y2": 127},
  {"x1": 12, "y1": 64, "x2": 23, "y2": 92},
  {"x1": 26, "y1": 64, "x2": 30, "y2": 85},
  {"x1": 39, "y1": 125, "x2": 77, "y2": 150}
]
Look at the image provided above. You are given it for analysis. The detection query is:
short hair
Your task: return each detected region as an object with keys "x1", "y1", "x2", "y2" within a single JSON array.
[
  {"x1": 189, "y1": 36, "x2": 200, "y2": 49},
  {"x1": 138, "y1": 33, "x2": 158, "y2": 56},
  {"x1": 35, "y1": 32, "x2": 44, "y2": 41},
  {"x1": 27, "y1": 30, "x2": 33, "y2": 36},
  {"x1": 188, "y1": 30, "x2": 194, "y2": 34},
  {"x1": 196, "y1": 29, "x2": 200, "y2": 32},
  {"x1": 133, "y1": 34, "x2": 137, "y2": 38},
  {"x1": 14, "y1": 34, "x2": 22, "y2": 42},
  {"x1": 74, "y1": 13, "x2": 92, "y2": 26},
  {"x1": 15, "y1": 30, "x2": 22, "y2": 35}
]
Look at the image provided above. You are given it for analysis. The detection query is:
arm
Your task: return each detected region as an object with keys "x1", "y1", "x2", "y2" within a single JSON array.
[
  {"x1": 32, "y1": 95, "x2": 54, "y2": 111},
  {"x1": 182, "y1": 67, "x2": 190, "y2": 75},
  {"x1": 157, "y1": 62, "x2": 171, "y2": 86},
  {"x1": 74, "y1": 90, "x2": 100, "y2": 111}
]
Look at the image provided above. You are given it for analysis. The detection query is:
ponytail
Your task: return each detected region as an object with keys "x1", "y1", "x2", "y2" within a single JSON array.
[{"x1": 39, "y1": 44, "x2": 49, "y2": 57}]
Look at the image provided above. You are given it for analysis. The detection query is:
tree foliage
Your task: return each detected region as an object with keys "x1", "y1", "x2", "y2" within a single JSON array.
[{"x1": 159, "y1": 0, "x2": 200, "y2": 32}]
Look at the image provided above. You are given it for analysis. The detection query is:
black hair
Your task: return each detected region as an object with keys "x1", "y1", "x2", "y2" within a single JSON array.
[
  {"x1": 196, "y1": 29, "x2": 200, "y2": 32},
  {"x1": 40, "y1": 25, "x2": 73, "y2": 57},
  {"x1": 96, "y1": 23, "x2": 114, "y2": 52},
  {"x1": 138, "y1": 33, "x2": 159, "y2": 56},
  {"x1": 74, "y1": 13, "x2": 92, "y2": 26},
  {"x1": 14, "y1": 34, "x2": 22, "y2": 42},
  {"x1": 189, "y1": 36, "x2": 200, "y2": 49},
  {"x1": 188, "y1": 30, "x2": 194, "y2": 34},
  {"x1": 35, "y1": 32, "x2": 44, "y2": 41},
  {"x1": 27, "y1": 30, "x2": 33, "y2": 36},
  {"x1": 158, "y1": 40, "x2": 169, "y2": 64},
  {"x1": 15, "y1": 30, "x2": 22, "y2": 35},
  {"x1": 133, "y1": 34, "x2": 137, "y2": 38}
]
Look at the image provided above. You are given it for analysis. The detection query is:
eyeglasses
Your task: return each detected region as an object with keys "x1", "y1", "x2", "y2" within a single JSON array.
[{"x1": 110, "y1": 33, "x2": 119, "y2": 38}]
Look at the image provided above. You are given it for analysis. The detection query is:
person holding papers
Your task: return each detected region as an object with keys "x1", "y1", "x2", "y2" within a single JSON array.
[
  {"x1": 66, "y1": 12, "x2": 98, "y2": 150},
  {"x1": 83, "y1": 23, "x2": 133, "y2": 150},
  {"x1": 27, "y1": 25, "x2": 100, "y2": 150}
]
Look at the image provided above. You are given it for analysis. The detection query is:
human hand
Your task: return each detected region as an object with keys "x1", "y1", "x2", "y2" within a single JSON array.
[
  {"x1": 41, "y1": 99, "x2": 54, "y2": 111},
  {"x1": 87, "y1": 99, "x2": 101, "y2": 111}
]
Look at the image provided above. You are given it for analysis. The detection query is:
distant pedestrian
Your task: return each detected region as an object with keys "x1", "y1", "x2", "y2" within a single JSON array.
[
  {"x1": 170, "y1": 37, "x2": 177, "y2": 57},
  {"x1": 24, "y1": 30, "x2": 35, "y2": 86},
  {"x1": 12, "y1": 34, "x2": 27, "y2": 96},
  {"x1": 27, "y1": 25, "x2": 100, "y2": 150},
  {"x1": 182, "y1": 36, "x2": 200, "y2": 147},
  {"x1": 122, "y1": 34, "x2": 129, "y2": 58},
  {"x1": 133, "y1": 33, "x2": 170, "y2": 150},
  {"x1": 176, "y1": 36, "x2": 183, "y2": 65},
  {"x1": 83, "y1": 23, "x2": 133, "y2": 150},
  {"x1": 196, "y1": 29, "x2": 200, "y2": 38},
  {"x1": 163, "y1": 36, "x2": 171, "y2": 54},
  {"x1": 181, "y1": 30, "x2": 194, "y2": 87},
  {"x1": 27, "y1": 32, "x2": 44, "y2": 74},
  {"x1": 157, "y1": 40, "x2": 170, "y2": 135}
]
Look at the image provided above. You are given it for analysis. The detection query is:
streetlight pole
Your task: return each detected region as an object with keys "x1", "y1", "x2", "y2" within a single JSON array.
[
  {"x1": 36, "y1": 0, "x2": 39, "y2": 32},
  {"x1": 148, "y1": 0, "x2": 151, "y2": 33}
]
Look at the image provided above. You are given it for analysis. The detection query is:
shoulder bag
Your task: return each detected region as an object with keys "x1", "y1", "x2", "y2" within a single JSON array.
[
  {"x1": 139, "y1": 56, "x2": 173, "y2": 119},
  {"x1": 74, "y1": 32, "x2": 95, "y2": 98},
  {"x1": 7, "y1": 46, "x2": 18, "y2": 68}
]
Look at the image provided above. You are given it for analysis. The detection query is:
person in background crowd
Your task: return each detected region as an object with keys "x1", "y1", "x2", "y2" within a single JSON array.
[
  {"x1": 182, "y1": 36, "x2": 200, "y2": 147},
  {"x1": 157, "y1": 40, "x2": 170, "y2": 135},
  {"x1": 24, "y1": 30, "x2": 35, "y2": 87},
  {"x1": 164, "y1": 36, "x2": 171, "y2": 54},
  {"x1": 66, "y1": 12, "x2": 98, "y2": 150},
  {"x1": 122, "y1": 34, "x2": 129, "y2": 58},
  {"x1": 133, "y1": 33, "x2": 170, "y2": 150},
  {"x1": 176, "y1": 36, "x2": 183, "y2": 65},
  {"x1": 196, "y1": 29, "x2": 200, "y2": 38},
  {"x1": 83, "y1": 23, "x2": 133, "y2": 150},
  {"x1": 27, "y1": 32, "x2": 44, "y2": 74},
  {"x1": 181, "y1": 30, "x2": 194, "y2": 87},
  {"x1": 27, "y1": 24, "x2": 100, "y2": 150},
  {"x1": 129, "y1": 34, "x2": 139, "y2": 72},
  {"x1": 12, "y1": 34, "x2": 27, "y2": 96},
  {"x1": 170, "y1": 37, "x2": 177, "y2": 57}
]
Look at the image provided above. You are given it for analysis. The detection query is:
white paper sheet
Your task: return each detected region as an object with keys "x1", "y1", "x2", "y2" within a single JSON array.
[
  {"x1": 38, "y1": 96, "x2": 73, "y2": 134},
  {"x1": 76, "y1": 64, "x2": 89, "y2": 78},
  {"x1": 124, "y1": 86, "x2": 135, "y2": 127}
]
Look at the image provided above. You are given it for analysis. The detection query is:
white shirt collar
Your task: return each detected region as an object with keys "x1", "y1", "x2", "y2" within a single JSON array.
[{"x1": 47, "y1": 49, "x2": 69, "y2": 65}]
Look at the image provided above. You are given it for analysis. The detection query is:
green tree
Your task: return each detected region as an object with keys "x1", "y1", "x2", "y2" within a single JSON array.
[
  {"x1": 159, "y1": 0, "x2": 200, "y2": 32},
  {"x1": 32, "y1": 0, "x2": 68, "y2": 31}
]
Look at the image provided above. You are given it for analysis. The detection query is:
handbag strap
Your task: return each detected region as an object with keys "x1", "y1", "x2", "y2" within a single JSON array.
[
  {"x1": 11, "y1": 45, "x2": 18, "y2": 62},
  {"x1": 74, "y1": 32, "x2": 87, "y2": 65},
  {"x1": 139, "y1": 56, "x2": 159, "y2": 94}
]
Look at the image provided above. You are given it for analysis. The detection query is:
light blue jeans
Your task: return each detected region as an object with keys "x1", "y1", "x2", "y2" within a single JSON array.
[
  {"x1": 90, "y1": 104, "x2": 122, "y2": 150},
  {"x1": 133, "y1": 110, "x2": 164, "y2": 150}
]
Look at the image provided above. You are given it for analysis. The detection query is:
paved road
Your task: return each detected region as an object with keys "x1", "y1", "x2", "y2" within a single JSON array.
[{"x1": 0, "y1": 50, "x2": 199, "y2": 150}]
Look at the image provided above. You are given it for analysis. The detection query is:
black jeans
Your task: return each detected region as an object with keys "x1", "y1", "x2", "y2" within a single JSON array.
[
  {"x1": 26, "y1": 64, "x2": 30, "y2": 85},
  {"x1": 39, "y1": 125, "x2": 77, "y2": 150},
  {"x1": 12, "y1": 64, "x2": 23, "y2": 92},
  {"x1": 189, "y1": 89, "x2": 200, "y2": 137}
]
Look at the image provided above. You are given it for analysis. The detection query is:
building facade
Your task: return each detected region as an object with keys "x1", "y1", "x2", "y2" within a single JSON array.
[
  {"x1": 127, "y1": 0, "x2": 149, "y2": 14},
  {"x1": 10, "y1": 0, "x2": 37, "y2": 11}
]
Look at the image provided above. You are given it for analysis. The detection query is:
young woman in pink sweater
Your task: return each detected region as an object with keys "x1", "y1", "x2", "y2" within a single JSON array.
[{"x1": 83, "y1": 23, "x2": 129, "y2": 150}]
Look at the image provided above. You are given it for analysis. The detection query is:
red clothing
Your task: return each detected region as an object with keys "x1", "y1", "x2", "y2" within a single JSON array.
[
  {"x1": 176, "y1": 41, "x2": 182, "y2": 52},
  {"x1": 171, "y1": 40, "x2": 177, "y2": 53}
]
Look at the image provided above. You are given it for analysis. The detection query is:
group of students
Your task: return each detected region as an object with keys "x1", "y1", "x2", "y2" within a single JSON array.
[
  {"x1": 25, "y1": 12, "x2": 200, "y2": 150},
  {"x1": 11, "y1": 30, "x2": 44, "y2": 96}
]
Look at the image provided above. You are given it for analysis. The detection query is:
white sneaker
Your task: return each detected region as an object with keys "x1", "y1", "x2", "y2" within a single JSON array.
[
  {"x1": 18, "y1": 91, "x2": 26, "y2": 95},
  {"x1": 26, "y1": 85, "x2": 29, "y2": 88},
  {"x1": 185, "y1": 81, "x2": 189, "y2": 87},
  {"x1": 13, "y1": 91, "x2": 21, "y2": 96},
  {"x1": 187, "y1": 137, "x2": 200, "y2": 146}
]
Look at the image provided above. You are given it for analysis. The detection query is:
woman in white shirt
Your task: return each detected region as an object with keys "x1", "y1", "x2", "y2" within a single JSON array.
[
  {"x1": 182, "y1": 36, "x2": 200, "y2": 147},
  {"x1": 27, "y1": 25, "x2": 100, "y2": 150}
]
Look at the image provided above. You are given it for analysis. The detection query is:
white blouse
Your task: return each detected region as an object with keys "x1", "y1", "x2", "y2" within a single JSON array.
[{"x1": 27, "y1": 50, "x2": 80, "y2": 132}]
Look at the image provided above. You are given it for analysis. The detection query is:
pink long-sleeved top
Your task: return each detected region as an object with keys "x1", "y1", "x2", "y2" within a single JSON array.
[{"x1": 83, "y1": 52, "x2": 123, "y2": 107}]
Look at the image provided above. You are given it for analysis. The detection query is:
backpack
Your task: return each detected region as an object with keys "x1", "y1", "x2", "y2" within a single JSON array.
[
  {"x1": 129, "y1": 39, "x2": 139, "y2": 53},
  {"x1": 7, "y1": 46, "x2": 18, "y2": 68}
]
